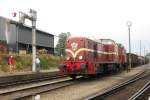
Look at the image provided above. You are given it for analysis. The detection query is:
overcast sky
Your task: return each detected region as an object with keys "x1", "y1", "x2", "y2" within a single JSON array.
[{"x1": 0, "y1": 0, "x2": 150, "y2": 55}]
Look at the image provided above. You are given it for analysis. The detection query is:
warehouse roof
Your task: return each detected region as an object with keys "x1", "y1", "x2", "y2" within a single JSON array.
[{"x1": 0, "y1": 16, "x2": 53, "y2": 37}]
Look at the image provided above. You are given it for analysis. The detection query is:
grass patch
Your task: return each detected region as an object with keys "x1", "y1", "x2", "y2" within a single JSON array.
[{"x1": 0, "y1": 54, "x2": 64, "y2": 72}]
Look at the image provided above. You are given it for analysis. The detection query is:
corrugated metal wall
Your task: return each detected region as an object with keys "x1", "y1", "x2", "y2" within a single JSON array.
[
  {"x1": 0, "y1": 17, "x2": 17, "y2": 44},
  {"x1": 0, "y1": 16, "x2": 54, "y2": 53},
  {"x1": 0, "y1": 17, "x2": 17, "y2": 51},
  {"x1": 0, "y1": 17, "x2": 6, "y2": 41},
  {"x1": 18, "y1": 25, "x2": 54, "y2": 48}
]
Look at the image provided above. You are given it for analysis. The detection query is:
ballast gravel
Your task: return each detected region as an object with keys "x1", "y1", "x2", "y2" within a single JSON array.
[{"x1": 40, "y1": 69, "x2": 143, "y2": 100}]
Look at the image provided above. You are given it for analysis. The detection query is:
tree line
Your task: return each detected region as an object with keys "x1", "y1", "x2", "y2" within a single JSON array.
[{"x1": 55, "y1": 32, "x2": 71, "y2": 56}]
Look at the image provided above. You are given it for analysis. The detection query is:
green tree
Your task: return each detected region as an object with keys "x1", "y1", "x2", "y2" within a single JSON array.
[{"x1": 55, "y1": 32, "x2": 71, "y2": 56}]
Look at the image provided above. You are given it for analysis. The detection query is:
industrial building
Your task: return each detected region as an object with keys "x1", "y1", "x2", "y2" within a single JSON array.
[{"x1": 0, "y1": 16, "x2": 54, "y2": 54}]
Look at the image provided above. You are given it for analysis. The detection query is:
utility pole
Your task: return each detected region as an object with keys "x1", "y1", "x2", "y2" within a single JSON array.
[
  {"x1": 144, "y1": 46, "x2": 145, "y2": 64},
  {"x1": 12, "y1": 9, "x2": 37, "y2": 72},
  {"x1": 140, "y1": 40, "x2": 141, "y2": 56},
  {"x1": 126, "y1": 21, "x2": 132, "y2": 72},
  {"x1": 29, "y1": 9, "x2": 37, "y2": 72}
]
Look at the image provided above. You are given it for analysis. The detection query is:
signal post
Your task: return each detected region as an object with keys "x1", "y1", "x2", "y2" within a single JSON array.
[{"x1": 12, "y1": 9, "x2": 37, "y2": 72}]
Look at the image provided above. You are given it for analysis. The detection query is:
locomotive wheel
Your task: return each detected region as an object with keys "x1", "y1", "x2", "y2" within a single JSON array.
[
  {"x1": 115, "y1": 64, "x2": 120, "y2": 72},
  {"x1": 103, "y1": 65, "x2": 108, "y2": 74},
  {"x1": 119, "y1": 64, "x2": 124, "y2": 71},
  {"x1": 123, "y1": 64, "x2": 127, "y2": 70}
]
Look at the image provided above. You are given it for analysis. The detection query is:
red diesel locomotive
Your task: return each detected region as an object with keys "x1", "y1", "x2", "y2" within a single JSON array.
[{"x1": 59, "y1": 37, "x2": 127, "y2": 78}]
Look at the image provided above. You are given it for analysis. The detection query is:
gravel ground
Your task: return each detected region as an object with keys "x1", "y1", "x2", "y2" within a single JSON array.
[{"x1": 40, "y1": 68, "x2": 143, "y2": 100}]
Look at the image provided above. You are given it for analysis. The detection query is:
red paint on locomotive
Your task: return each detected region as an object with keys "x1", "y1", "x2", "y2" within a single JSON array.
[
  {"x1": 118, "y1": 47, "x2": 127, "y2": 64},
  {"x1": 59, "y1": 37, "x2": 127, "y2": 77},
  {"x1": 100, "y1": 39, "x2": 119, "y2": 63}
]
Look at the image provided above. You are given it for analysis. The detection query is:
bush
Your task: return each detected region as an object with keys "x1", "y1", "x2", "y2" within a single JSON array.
[
  {"x1": 39, "y1": 54, "x2": 63, "y2": 69},
  {"x1": 15, "y1": 54, "x2": 32, "y2": 71},
  {"x1": 40, "y1": 58, "x2": 49, "y2": 69},
  {"x1": 38, "y1": 49, "x2": 47, "y2": 54},
  {"x1": 0, "y1": 53, "x2": 64, "y2": 72},
  {"x1": 0, "y1": 54, "x2": 8, "y2": 72}
]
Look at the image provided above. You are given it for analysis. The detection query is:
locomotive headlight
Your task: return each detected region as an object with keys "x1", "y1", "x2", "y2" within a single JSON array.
[
  {"x1": 66, "y1": 56, "x2": 70, "y2": 60},
  {"x1": 79, "y1": 56, "x2": 83, "y2": 60}
]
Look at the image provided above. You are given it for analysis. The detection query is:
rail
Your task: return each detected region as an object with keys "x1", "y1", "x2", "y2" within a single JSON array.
[
  {"x1": 128, "y1": 80, "x2": 150, "y2": 100},
  {"x1": 0, "y1": 71, "x2": 66, "y2": 88},
  {"x1": 0, "y1": 75, "x2": 66, "y2": 88},
  {"x1": 0, "y1": 76, "x2": 76, "y2": 99},
  {"x1": 85, "y1": 71, "x2": 149, "y2": 100}
]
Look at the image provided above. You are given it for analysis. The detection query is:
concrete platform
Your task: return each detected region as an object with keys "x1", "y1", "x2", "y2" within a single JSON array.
[{"x1": 135, "y1": 63, "x2": 150, "y2": 70}]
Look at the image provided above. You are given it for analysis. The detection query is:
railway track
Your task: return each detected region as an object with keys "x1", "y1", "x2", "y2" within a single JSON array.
[
  {"x1": 0, "y1": 76, "x2": 79, "y2": 100},
  {"x1": 129, "y1": 80, "x2": 150, "y2": 100},
  {"x1": 0, "y1": 69, "x2": 148, "y2": 99},
  {"x1": 0, "y1": 70, "x2": 128, "y2": 100},
  {"x1": 85, "y1": 70, "x2": 150, "y2": 100},
  {"x1": 0, "y1": 75, "x2": 66, "y2": 88},
  {"x1": 0, "y1": 71, "x2": 66, "y2": 88}
]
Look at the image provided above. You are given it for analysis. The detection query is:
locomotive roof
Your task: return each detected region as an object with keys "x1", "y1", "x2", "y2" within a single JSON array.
[
  {"x1": 67, "y1": 37, "x2": 117, "y2": 44},
  {"x1": 67, "y1": 37, "x2": 100, "y2": 43},
  {"x1": 67, "y1": 37, "x2": 86, "y2": 40},
  {"x1": 100, "y1": 38, "x2": 116, "y2": 43}
]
